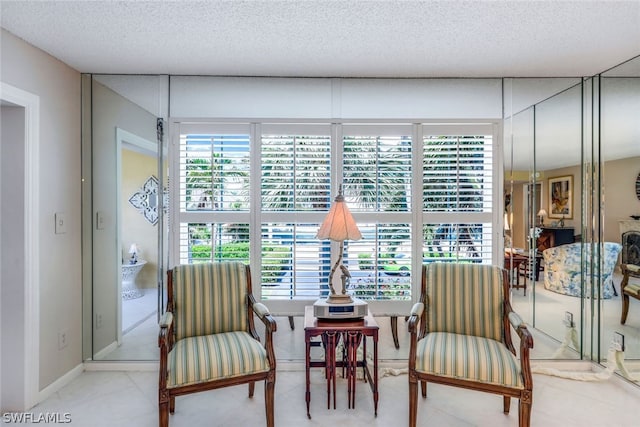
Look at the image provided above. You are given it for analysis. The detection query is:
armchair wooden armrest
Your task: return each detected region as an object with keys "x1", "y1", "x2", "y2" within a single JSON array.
[
  {"x1": 249, "y1": 297, "x2": 277, "y2": 333},
  {"x1": 158, "y1": 311, "x2": 173, "y2": 349},
  {"x1": 248, "y1": 295, "x2": 277, "y2": 370},
  {"x1": 620, "y1": 264, "x2": 640, "y2": 324},
  {"x1": 626, "y1": 264, "x2": 640, "y2": 274},
  {"x1": 407, "y1": 301, "x2": 425, "y2": 385},
  {"x1": 505, "y1": 308, "x2": 534, "y2": 392},
  {"x1": 407, "y1": 302, "x2": 424, "y2": 334}
]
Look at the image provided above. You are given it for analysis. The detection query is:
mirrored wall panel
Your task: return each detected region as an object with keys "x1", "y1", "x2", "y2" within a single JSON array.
[
  {"x1": 506, "y1": 78, "x2": 584, "y2": 359},
  {"x1": 600, "y1": 56, "x2": 640, "y2": 361},
  {"x1": 85, "y1": 74, "x2": 168, "y2": 361}
]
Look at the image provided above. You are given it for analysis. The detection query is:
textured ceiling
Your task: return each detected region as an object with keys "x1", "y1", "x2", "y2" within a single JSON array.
[{"x1": 1, "y1": 0, "x2": 639, "y2": 77}]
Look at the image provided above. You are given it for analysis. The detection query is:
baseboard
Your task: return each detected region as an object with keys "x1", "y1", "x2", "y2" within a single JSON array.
[
  {"x1": 83, "y1": 360, "x2": 158, "y2": 371},
  {"x1": 37, "y1": 363, "x2": 83, "y2": 407},
  {"x1": 531, "y1": 359, "x2": 595, "y2": 371}
]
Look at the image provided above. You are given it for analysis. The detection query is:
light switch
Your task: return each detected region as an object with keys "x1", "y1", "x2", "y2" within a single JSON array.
[{"x1": 55, "y1": 212, "x2": 67, "y2": 234}]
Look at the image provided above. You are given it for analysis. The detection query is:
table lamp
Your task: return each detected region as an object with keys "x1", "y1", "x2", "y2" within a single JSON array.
[
  {"x1": 129, "y1": 243, "x2": 138, "y2": 264},
  {"x1": 537, "y1": 209, "x2": 547, "y2": 226},
  {"x1": 316, "y1": 185, "x2": 362, "y2": 304}
]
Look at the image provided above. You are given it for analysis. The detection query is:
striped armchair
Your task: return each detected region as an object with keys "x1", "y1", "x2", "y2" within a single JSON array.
[
  {"x1": 408, "y1": 263, "x2": 534, "y2": 427},
  {"x1": 158, "y1": 262, "x2": 277, "y2": 427}
]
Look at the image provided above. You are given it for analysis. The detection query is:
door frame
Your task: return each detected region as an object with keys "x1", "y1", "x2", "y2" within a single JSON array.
[
  {"x1": 0, "y1": 82, "x2": 40, "y2": 410},
  {"x1": 115, "y1": 127, "x2": 157, "y2": 345}
]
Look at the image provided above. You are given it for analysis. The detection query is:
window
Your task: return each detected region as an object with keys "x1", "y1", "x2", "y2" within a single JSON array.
[
  {"x1": 172, "y1": 122, "x2": 499, "y2": 315},
  {"x1": 176, "y1": 124, "x2": 251, "y2": 265},
  {"x1": 421, "y1": 125, "x2": 495, "y2": 263},
  {"x1": 260, "y1": 124, "x2": 332, "y2": 301},
  {"x1": 341, "y1": 125, "x2": 413, "y2": 302}
]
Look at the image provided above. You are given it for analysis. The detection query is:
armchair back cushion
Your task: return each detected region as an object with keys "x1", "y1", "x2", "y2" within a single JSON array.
[
  {"x1": 427, "y1": 263, "x2": 504, "y2": 342},
  {"x1": 172, "y1": 262, "x2": 248, "y2": 341}
]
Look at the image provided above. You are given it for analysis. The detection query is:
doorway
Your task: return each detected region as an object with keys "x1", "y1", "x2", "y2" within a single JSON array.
[{"x1": 94, "y1": 128, "x2": 160, "y2": 360}]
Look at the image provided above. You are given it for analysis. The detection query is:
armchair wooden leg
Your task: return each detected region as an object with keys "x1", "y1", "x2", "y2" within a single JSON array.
[
  {"x1": 503, "y1": 396, "x2": 511, "y2": 414},
  {"x1": 409, "y1": 376, "x2": 418, "y2": 427},
  {"x1": 169, "y1": 396, "x2": 175, "y2": 414},
  {"x1": 420, "y1": 380, "x2": 427, "y2": 398},
  {"x1": 249, "y1": 381, "x2": 255, "y2": 398},
  {"x1": 621, "y1": 294, "x2": 630, "y2": 324},
  {"x1": 265, "y1": 377, "x2": 275, "y2": 427},
  {"x1": 159, "y1": 393, "x2": 170, "y2": 427},
  {"x1": 390, "y1": 316, "x2": 399, "y2": 349},
  {"x1": 621, "y1": 270, "x2": 630, "y2": 324},
  {"x1": 519, "y1": 400, "x2": 532, "y2": 427},
  {"x1": 288, "y1": 316, "x2": 295, "y2": 330}
]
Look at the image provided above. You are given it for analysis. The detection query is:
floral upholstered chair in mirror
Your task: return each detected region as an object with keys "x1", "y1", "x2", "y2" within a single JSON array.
[{"x1": 542, "y1": 242, "x2": 622, "y2": 298}]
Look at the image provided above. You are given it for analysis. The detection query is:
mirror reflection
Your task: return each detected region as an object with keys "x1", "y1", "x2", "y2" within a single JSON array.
[
  {"x1": 85, "y1": 56, "x2": 639, "y2": 368},
  {"x1": 506, "y1": 56, "x2": 640, "y2": 365},
  {"x1": 601, "y1": 55, "x2": 640, "y2": 360},
  {"x1": 506, "y1": 79, "x2": 584, "y2": 359},
  {"x1": 88, "y1": 74, "x2": 166, "y2": 361}
]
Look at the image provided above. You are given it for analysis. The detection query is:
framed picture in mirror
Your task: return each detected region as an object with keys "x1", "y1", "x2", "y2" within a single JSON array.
[{"x1": 549, "y1": 175, "x2": 573, "y2": 219}]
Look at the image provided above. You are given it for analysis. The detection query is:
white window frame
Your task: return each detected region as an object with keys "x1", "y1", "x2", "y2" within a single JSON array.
[{"x1": 170, "y1": 119, "x2": 502, "y2": 317}]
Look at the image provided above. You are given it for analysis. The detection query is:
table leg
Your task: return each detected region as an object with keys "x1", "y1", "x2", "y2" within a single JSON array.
[
  {"x1": 362, "y1": 333, "x2": 368, "y2": 382},
  {"x1": 305, "y1": 332, "x2": 311, "y2": 419},
  {"x1": 346, "y1": 332, "x2": 352, "y2": 409},
  {"x1": 324, "y1": 331, "x2": 338, "y2": 410},
  {"x1": 346, "y1": 331, "x2": 362, "y2": 409},
  {"x1": 373, "y1": 330, "x2": 379, "y2": 416}
]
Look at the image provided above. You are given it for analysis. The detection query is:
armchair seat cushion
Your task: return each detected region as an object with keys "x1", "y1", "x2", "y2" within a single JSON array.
[
  {"x1": 168, "y1": 331, "x2": 270, "y2": 389},
  {"x1": 624, "y1": 282, "x2": 640, "y2": 297},
  {"x1": 415, "y1": 332, "x2": 523, "y2": 389}
]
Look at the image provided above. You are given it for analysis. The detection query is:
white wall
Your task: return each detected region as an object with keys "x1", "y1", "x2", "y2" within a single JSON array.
[
  {"x1": 170, "y1": 76, "x2": 503, "y2": 119},
  {"x1": 1, "y1": 29, "x2": 82, "y2": 392}
]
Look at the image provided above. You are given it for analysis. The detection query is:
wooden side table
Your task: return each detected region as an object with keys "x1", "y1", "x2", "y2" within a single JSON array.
[
  {"x1": 304, "y1": 306, "x2": 379, "y2": 418},
  {"x1": 504, "y1": 252, "x2": 528, "y2": 294}
]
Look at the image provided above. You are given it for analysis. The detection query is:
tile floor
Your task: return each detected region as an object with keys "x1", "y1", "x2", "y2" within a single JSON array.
[
  {"x1": 19, "y1": 362, "x2": 640, "y2": 426},
  {"x1": 63, "y1": 281, "x2": 640, "y2": 426}
]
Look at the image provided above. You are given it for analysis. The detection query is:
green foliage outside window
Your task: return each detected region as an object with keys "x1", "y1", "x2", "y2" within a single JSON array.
[{"x1": 189, "y1": 242, "x2": 291, "y2": 283}]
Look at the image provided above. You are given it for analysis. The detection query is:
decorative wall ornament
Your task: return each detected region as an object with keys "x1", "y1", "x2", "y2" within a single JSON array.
[{"x1": 129, "y1": 175, "x2": 159, "y2": 225}]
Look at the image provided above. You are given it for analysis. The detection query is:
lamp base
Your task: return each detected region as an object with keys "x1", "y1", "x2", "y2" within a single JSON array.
[
  {"x1": 313, "y1": 297, "x2": 368, "y2": 319},
  {"x1": 326, "y1": 293, "x2": 354, "y2": 304}
]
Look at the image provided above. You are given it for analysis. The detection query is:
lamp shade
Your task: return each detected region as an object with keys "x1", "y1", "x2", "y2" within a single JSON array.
[
  {"x1": 129, "y1": 243, "x2": 138, "y2": 254},
  {"x1": 316, "y1": 192, "x2": 362, "y2": 242},
  {"x1": 537, "y1": 209, "x2": 548, "y2": 217}
]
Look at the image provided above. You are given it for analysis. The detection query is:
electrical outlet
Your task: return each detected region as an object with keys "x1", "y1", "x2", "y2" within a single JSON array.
[
  {"x1": 563, "y1": 311, "x2": 574, "y2": 328},
  {"x1": 612, "y1": 332, "x2": 625, "y2": 352},
  {"x1": 95, "y1": 313, "x2": 103, "y2": 329},
  {"x1": 58, "y1": 329, "x2": 68, "y2": 350}
]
